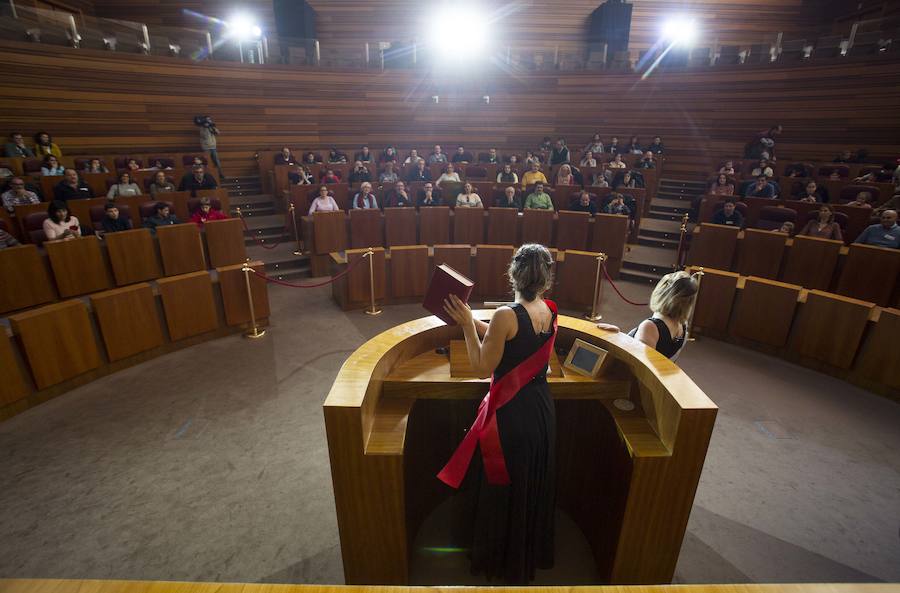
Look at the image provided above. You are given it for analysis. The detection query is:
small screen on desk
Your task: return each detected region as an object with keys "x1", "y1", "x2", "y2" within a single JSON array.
[{"x1": 571, "y1": 347, "x2": 599, "y2": 373}]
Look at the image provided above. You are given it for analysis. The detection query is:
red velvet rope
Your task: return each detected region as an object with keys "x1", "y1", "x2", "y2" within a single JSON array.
[
  {"x1": 238, "y1": 213, "x2": 294, "y2": 251},
  {"x1": 249, "y1": 252, "x2": 367, "y2": 288},
  {"x1": 601, "y1": 262, "x2": 650, "y2": 307}
]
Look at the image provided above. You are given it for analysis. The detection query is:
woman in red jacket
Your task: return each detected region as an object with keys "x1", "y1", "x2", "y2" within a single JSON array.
[{"x1": 190, "y1": 197, "x2": 228, "y2": 227}]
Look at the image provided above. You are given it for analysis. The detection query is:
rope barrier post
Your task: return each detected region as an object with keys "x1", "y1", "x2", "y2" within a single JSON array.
[
  {"x1": 584, "y1": 252, "x2": 608, "y2": 321},
  {"x1": 363, "y1": 248, "x2": 382, "y2": 316},
  {"x1": 674, "y1": 212, "x2": 689, "y2": 270},
  {"x1": 685, "y1": 266, "x2": 704, "y2": 343},
  {"x1": 289, "y1": 202, "x2": 302, "y2": 256},
  {"x1": 241, "y1": 259, "x2": 266, "y2": 339}
]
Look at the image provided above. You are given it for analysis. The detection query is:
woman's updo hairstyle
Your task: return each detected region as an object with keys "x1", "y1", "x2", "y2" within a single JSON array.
[
  {"x1": 649, "y1": 271, "x2": 699, "y2": 323},
  {"x1": 508, "y1": 243, "x2": 554, "y2": 301}
]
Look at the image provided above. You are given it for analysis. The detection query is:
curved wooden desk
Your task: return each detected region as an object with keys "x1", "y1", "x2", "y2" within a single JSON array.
[{"x1": 324, "y1": 313, "x2": 717, "y2": 585}]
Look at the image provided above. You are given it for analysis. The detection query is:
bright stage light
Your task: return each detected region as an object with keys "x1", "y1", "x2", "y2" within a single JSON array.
[
  {"x1": 428, "y1": 4, "x2": 488, "y2": 60},
  {"x1": 227, "y1": 14, "x2": 262, "y2": 40},
  {"x1": 661, "y1": 17, "x2": 697, "y2": 46}
]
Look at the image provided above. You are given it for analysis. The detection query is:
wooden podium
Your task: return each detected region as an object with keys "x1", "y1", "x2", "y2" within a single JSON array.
[{"x1": 324, "y1": 313, "x2": 717, "y2": 585}]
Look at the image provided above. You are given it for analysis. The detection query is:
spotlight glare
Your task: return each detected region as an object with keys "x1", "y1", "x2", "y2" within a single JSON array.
[
  {"x1": 661, "y1": 17, "x2": 697, "y2": 46},
  {"x1": 227, "y1": 14, "x2": 262, "y2": 40},
  {"x1": 428, "y1": 4, "x2": 488, "y2": 60}
]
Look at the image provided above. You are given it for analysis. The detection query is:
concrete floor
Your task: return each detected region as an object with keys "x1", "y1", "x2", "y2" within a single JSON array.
[{"x1": 0, "y1": 278, "x2": 898, "y2": 585}]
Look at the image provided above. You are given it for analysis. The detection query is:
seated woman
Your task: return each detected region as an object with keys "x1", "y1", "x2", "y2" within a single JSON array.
[
  {"x1": 41, "y1": 154, "x2": 65, "y2": 176},
  {"x1": 555, "y1": 164, "x2": 575, "y2": 186},
  {"x1": 607, "y1": 153, "x2": 626, "y2": 169},
  {"x1": 149, "y1": 171, "x2": 176, "y2": 196},
  {"x1": 107, "y1": 172, "x2": 142, "y2": 198},
  {"x1": 626, "y1": 135, "x2": 643, "y2": 154},
  {"x1": 327, "y1": 148, "x2": 348, "y2": 164},
  {"x1": 290, "y1": 165, "x2": 314, "y2": 185},
  {"x1": 796, "y1": 180, "x2": 827, "y2": 203},
  {"x1": 403, "y1": 149, "x2": 422, "y2": 165},
  {"x1": 349, "y1": 161, "x2": 372, "y2": 184},
  {"x1": 190, "y1": 196, "x2": 228, "y2": 227},
  {"x1": 798, "y1": 205, "x2": 842, "y2": 241},
  {"x1": 455, "y1": 182, "x2": 483, "y2": 208},
  {"x1": 321, "y1": 168, "x2": 342, "y2": 184},
  {"x1": 379, "y1": 162, "x2": 399, "y2": 184},
  {"x1": 308, "y1": 185, "x2": 341, "y2": 214},
  {"x1": 43, "y1": 200, "x2": 81, "y2": 241},
  {"x1": 750, "y1": 159, "x2": 774, "y2": 179},
  {"x1": 497, "y1": 163, "x2": 518, "y2": 184},
  {"x1": 507, "y1": 154, "x2": 520, "y2": 166},
  {"x1": 718, "y1": 161, "x2": 736, "y2": 176},
  {"x1": 381, "y1": 146, "x2": 398, "y2": 163},
  {"x1": 597, "y1": 270, "x2": 699, "y2": 361},
  {"x1": 83, "y1": 158, "x2": 109, "y2": 174},
  {"x1": 33, "y1": 131, "x2": 62, "y2": 158},
  {"x1": 579, "y1": 151, "x2": 597, "y2": 168},
  {"x1": 435, "y1": 163, "x2": 461, "y2": 188},
  {"x1": 126, "y1": 159, "x2": 142, "y2": 171},
  {"x1": 709, "y1": 173, "x2": 734, "y2": 196},
  {"x1": 614, "y1": 171, "x2": 637, "y2": 189}
]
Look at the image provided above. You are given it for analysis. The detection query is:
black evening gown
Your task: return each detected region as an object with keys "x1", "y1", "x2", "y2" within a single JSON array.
[{"x1": 464, "y1": 303, "x2": 557, "y2": 584}]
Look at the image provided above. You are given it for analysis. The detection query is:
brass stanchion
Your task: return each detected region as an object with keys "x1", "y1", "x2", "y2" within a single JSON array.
[
  {"x1": 674, "y1": 212, "x2": 689, "y2": 270},
  {"x1": 241, "y1": 259, "x2": 266, "y2": 339},
  {"x1": 363, "y1": 248, "x2": 382, "y2": 316},
  {"x1": 289, "y1": 202, "x2": 303, "y2": 256},
  {"x1": 584, "y1": 252, "x2": 608, "y2": 321},
  {"x1": 684, "y1": 267, "x2": 704, "y2": 343}
]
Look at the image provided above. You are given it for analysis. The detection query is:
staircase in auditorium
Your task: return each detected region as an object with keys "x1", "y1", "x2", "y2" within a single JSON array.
[
  {"x1": 224, "y1": 175, "x2": 310, "y2": 280},
  {"x1": 620, "y1": 177, "x2": 707, "y2": 284}
]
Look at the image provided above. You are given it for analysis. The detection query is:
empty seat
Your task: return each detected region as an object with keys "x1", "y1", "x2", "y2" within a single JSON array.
[
  {"x1": 804, "y1": 209, "x2": 849, "y2": 231},
  {"x1": 688, "y1": 47, "x2": 711, "y2": 67},
  {"x1": 717, "y1": 45, "x2": 742, "y2": 65},
  {"x1": 779, "y1": 39, "x2": 808, "y2": 62},
  {"x1": 839, "y1": 185, "x2": 880, "y2": 203},
  {"x1": 745, "y1": 44, "x2": 773, "y2": 64},
  {"x1": 23, "y1": 158, "x2": 43, "y2": 175},
  {"x1": 757, "y1": 206, "x2": 797, "y2": 230},
  {"x1": 24, "y1": 212, "x2": 49, "y2": 245},
  {"x1": 811, "y1": 35, "x2": 844, "y2": 59},
  {"x1": 848, "y1": 30, "x2": 884, "y2": 55}
]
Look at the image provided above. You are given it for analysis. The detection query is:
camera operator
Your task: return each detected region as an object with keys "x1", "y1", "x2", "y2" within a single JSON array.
[{"x1": 194, "y1": 115, "x2": 225, "y2": 180}]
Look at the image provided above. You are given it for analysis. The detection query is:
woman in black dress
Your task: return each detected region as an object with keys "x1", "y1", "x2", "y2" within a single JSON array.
[{"x1": 440, "y1": 244, "x2": 557, "y2": 584}]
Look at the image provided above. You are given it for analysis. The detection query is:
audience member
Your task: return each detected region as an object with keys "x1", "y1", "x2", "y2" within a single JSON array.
[
  {"x1": 384, "y1": 181, "x2": 413, "y2": 208},
  {"x1": 190, "y1": 196, "x2": 228, "y2": 227},
  {"x1": 507, "y1": 154, "x2": 521, "y2": 166},
  {"x1": 291, "y1": 165, "x2": 314, "y2": 185},
  {"x1": 428, "y1": 144, "x2": 448, "y2": 164},
  {"x1": 84, "y1": 158, "x2": 109, "y2": 173},
  {"x1": 614, "y1": 171, "x2": 638, "y2": 189},
  {"x1": 521, "y1": 161, "x2": 548, "y2": 189},
  {"x1": 455, "y1": 183, "x2": 483, "y2": 208},
  {"x1": 406, "y1": 160, "x2": 430, "y2": 183},
  {"x1": 435, "y1": 163, "x2": 461, "y2": 188},
  {"x1": 555, "y1": 164, "x2": 574, "y2": 185},
  {"x1": 352, "y1": 182, "x2": 378, "y2": 209},
  {"x1": 579, "y1": 151, "x2": 597, "y2": 167},
  {"x1": 381, "y1": 146, "x2": 398, "y2": 163},
  {"x1": 195, "y1": 115, "x2": 223, "y2": 177},
  {"x1": 33, "y1": 131, "x2": 62, "y2": 158},
  {"x1": 626, "y1": 136, "x2": 643, "y2": 154},
  {"x1": 549, "y1": 139, "x2": 570, "y2": 165},
  {"x1": 750, "y1": 159, "x2": 774, "y2": 179},
  {"x1": 494, "y1": 186, "x2": 521, "y2": 210},
  {"x1": 149, "y1": 159, "x2": 172, "y2": 171},
  {"x1": 607, "y1": 136, "x2": 620, "y2": 154},
  {"x1": 308, "y1": 185, "x2": 340, "y2": 214},
  {"x1": 797, "y1": 180, "x2": 827, "y2": 203},
  {"x1": 144, "y1": 202, "x2": 180, "y2": 234},
  {"x1": 647, "y1": 136, "x2": 665, "y2": 154},
  {"x1": 379, "y1": 162, "x2": 399, "y2": 184},
  {"x1": 100, "y1": 202, "x2": 133, "y2": 234},
  {"x1": 480, "y1": 148, "x2": 500, "y2": 164},
  {"x1": 744, "y1": 175, "x2": 776, "y2": 198},
  {"x1": 403, "y1": 149, "x2": 422, "y2": 165},
  {"x1": 603, "y1": 193, "x2": 631, "y2": 216},
  {"x1": 303, "y1": 151, "x2": 321, "y2": 164},
  {"x1": 149, "y1": 171, "x2": 176, "y2": 196},
  {"x1": 712, "y1": 199, "x2": 744, "y2": 227},
  {"x1": 417, "y1": 183, "x2": 442, "y2": 207},
  {"x1": 827, "y1": 170, "x2": 842, "y2": 181},
  {"x1": 777, "y1": 221, "x2": 795, "y2": 235},
  {"x1": 591, "y1": 173, "x2": 610, "y2": 188},
  {"x1": 40, "y1": 154, "x2": 65, "y2": 176},
  {"x1": 2, "y1": 177, "x2": 39, "y2": 212},
  {"x1": 0, "y1": 227, "x2": 20, "y2": 248},
  {"x1": 178, "y1": 165, "x2": 218, "y2": 195},
  {"x1": 853, "y1": 164, "x2": 895, "y2": 184},
  {"x1": 354, "y1": 146, "x2": 372, "y2": 163},
  {"x1": 569, "y1": 191, "x2": 597, "y2": 215},
  {"x1": 785, "y1": 162, "x2": 811, "y2": 177},
  {"x1": 846, "y1": 191, "x2": 873, "y2": 209},
  {"x1": 54, "y1": 169, "x2": 93, "y2": 201},
  {"x1": 275, "y1": 147, "x2": 297, "y2": 166},
  {"x1": 798, "y1": 205, "x2": 842, "y2": 241},
  {"x1": 43, "y1": 200, "x2": 80, "y2": 240},
  {"x1": 718, "y1": 161, "x2": 736, "y2": 176},
  {"x1": 525, "y1": 151, "x2": 542, "y2": 167},
  {"x1": 833, "y1": 150, "x2": 853, "y2": 164},
  {"x1": 710, "y1": 174, "x2": 734, "y2": 196},
  {"x1": 327, "y1": 148, "x2": 348, "y2": 164},
  {"x1": 855, "y1": 210, "x2": 899, "y2": 248},
  {"x1": 607, "y1": 153, "x2": 626, "y2": 170},
  {"x1": 746, "y1": 125, "x2": 781, "y2": 159},
  {"x1": 496, "y1": 163, "x2": 518, "y2": 184},
  {"x1": 451, "y1": 146, "x2": 473, "y2": 163},
  {"x1": 637, "y1": 151, "x2": 656, "y2": 169},
  {"x1": 874, "y1": 193, "x2": 900, "y2": 215},
  {"x1": 5, "y1": 132, "x2": 34, "y2": 158},
  {"x1": 125, "y1": 159, "x2": 141, "y2": 171},
  {"x1": 349, "y1": 161, "x2": 372, "y2": 183},
  {"x1": 321, "y1": 168, "x2": 341, "y2": 184},
  {"x1": 524, "y1": 183, "x2": 553, "y2": 210},
  {"x1": 540, "y1": 137, "x2": 553, "y2": 152},
  {"x1": 107, "y1": 172, "x2": 142, "y2": 198},
  {"x1": 585, "y1": 134, "x2": 604, "y2": 155}
]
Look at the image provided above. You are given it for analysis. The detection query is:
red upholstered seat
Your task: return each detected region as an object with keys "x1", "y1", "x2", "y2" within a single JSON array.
[
  {"x1": 23, "y1": 158, "x2": 43, "y2": 174},
  {"x1": 839, "y1": 185, "x2": 880, "y2": 203},
  {"x1": 24, "y1": 212, "x2": 49, "y2": 245},
  {"x1": 817, "y1": 165, "x2": 849, "y2": 178},
  {"x1": 140, "y1": 200, "x2": 174, "y2": 221},
  {"x1": 757, "y1": 206, "x2": 797, "y2": 230}
]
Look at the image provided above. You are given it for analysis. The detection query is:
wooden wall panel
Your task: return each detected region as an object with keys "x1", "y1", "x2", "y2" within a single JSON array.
[
  {"x1": 0, "y1": 335, "x2": 30, "y2": 406},
  {"x1": 156, "y1": 271, "x2": 219, "y2": 341},
  {"x1": 156, "y1": 223, "x2": 207, "y2": 276},
  {"x1": 855, "y1": 308, "x2": 900, "y2": 390},
  {"x1": 349, "y1": 209, "x2": 384, "y2": 249},
  {"x1": 590, "y1": 214, "x2": 629, "y2": 278},
  {"x1": 452, "y1": 208, "x2": 485, "y2": 246},
  {"x1": 690, "y1": 268, "x2": 739, "y2": 333},
  {"x1": 346, "y1": 248, "x2": 386, "y2": 305},
  {"x1": 105, "y1": 228, "x2": 161, "y2": 286},
  {"x1": 0, "y1": 245, "x2": 56, "y2": 314},
  {"x1": 389, "y1": 245, "x2": 428, "y2": 299},
  {"x1": 781, "y1": 235, "x2": 841, "y2": 291},
  {"x1": 90, "y1": 284, "x2": 164, "y2": 362},
  {"x1": 556, "y1": 250, "x2": 600, "y2": 310},
  {"x1": 217, "y1": 260, "x2": 270, "y2": 326},
  {"x1": 205, "y1": 217, "x2": 247, "y2": 268},
  {"x1": 384, "y1": 208, "x2": 417, "y2": 247},
  {"x1": 687, "y1": 224, "x2": 739, "y2": 272},
  {"x1": 486, "y1": 207, "x2": 519, "y2": 246},
  {"x1": 9, "y1": 300, "x2": 102, "y2": 390},
  {"x1": 735, "y1": 229, "x2": 786, "y2": 280},
  {"x1": 789, "y1": 290, "x2": 873, "y2": 369},
  {"x1": 556, "y1": 211, "x2": 591, "y2": 252},
  {"x1": 432, "y1": 245, "x2": 471, "y2": 280},
  {"x1": 729, "y1": 277, "x2": 800, "y2": 347},
  {"x1": 474, "y1": 245, "x2": 514, "y2": 300},
  {"x1": 521, "y1": 209, "x2": 555, "y2": 247},
  {"x1": 835, "y1": 244, "x2": 900, "y2": 307},
  {"x1": 44, "y1": 236, "x2": 113, "y2": 298},
  {"x1": 419, "y1": 207, "x2": 450, "y2": 246}
]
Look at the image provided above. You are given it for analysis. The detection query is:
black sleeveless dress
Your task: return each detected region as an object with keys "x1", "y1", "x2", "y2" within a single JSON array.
[
  {"x1": 466, "y1": 303, "x2": 557, "y2": 583},
  {"x1": 628, "y1": 317, "x2": 685, "y2": 359}
]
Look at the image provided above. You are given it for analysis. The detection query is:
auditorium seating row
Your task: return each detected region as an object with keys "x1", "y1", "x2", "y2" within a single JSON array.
[
  {"x1": 0, "y1": 152, "x2": 219, "y2": 178},
  {"x1": 690, "y1": 267, "x2": 900, "y2": 400},
  {"x1": 300, "y1": 208, "x2": 631, "y2": 278},
  {"x1": 714, "y1": 176, "x2": 895, "y2": 206},
  {"x1": 720, "y1": 158, "x2": 895, "y2": 182},
  {"x1": 1, "y1": 189, "x2": 231, "y2": 244},
  {"x1": 0, "y1": 262, "x2": 270, "y2": 422},
  {"x1": 696, "y1": 195, "x2": 877, "y2": 243},
  {"x1": 0, "y1": 216, "x2": 247, "y2": 315},
  {"x1": 329, "y1": 245, "x2": 610, "y2": 315},
  {"x1": 687, "y1": 223, "x2": 900, "y2": 307}
]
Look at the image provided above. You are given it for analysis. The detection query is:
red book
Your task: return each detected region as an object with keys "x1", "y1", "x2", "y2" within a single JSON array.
[{"x1": 423, "y1": 263, "x2": 475, "y2": 325}]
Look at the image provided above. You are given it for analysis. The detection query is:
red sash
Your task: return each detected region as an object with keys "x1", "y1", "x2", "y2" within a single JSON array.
[{"x1": 437, "y1": 300, "x2": 558, "y2": 488}]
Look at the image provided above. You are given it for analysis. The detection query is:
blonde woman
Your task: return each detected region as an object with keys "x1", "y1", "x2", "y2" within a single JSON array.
[{"x1": 598, "y1": 270, "x2": 699, "y2": 360}]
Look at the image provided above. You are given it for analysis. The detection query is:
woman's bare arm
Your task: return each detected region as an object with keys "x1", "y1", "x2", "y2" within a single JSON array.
[
  {"x1": 444, "y1": 295, "x2": 514, "y2": 378},
  {"x1": 632, "y1": 319, "x2": 660, "y2": 350}
]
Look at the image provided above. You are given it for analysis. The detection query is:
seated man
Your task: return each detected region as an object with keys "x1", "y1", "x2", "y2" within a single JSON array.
[
  {"x1": 874, "y1": 193, "x2": 900, "y2": 215},
  {"x1": 637, "y1": 151, "x2": 656, "y2": 169},
  {"x1": 647, "y1": 136, "x2": 664, "y2": 154},
  {"x1": 521, "y1": 161, "x2": 548, "y2": 189},
  {"x1": 352, "y1": 182, "x2": 378, "y2": 209},
  {"x1": 603, "y1": 193, "x2": 631, "y2": 216},
  {"x1": 712, "y1": 199, "x2": 744, "y2": 227},
  {"x1": 348, "y1": 161, "x2": 371, "y2": 184},
  {"x1": 855, "y1": 210, "x2": 899, "y2": 249},
  {"x1": 569, "y1": 190, "x2": 597, "y2": 215},
  {"x1": 494, "y1": 186, "x2": 521, "y2": 210},
  {"x1": 0, "y1": 226, "x2": 20, "y2": 248},
  {"x1": 479, "y1": 148, "x2": 500, "y2": 164},
  {"x1": 796, "y1": 180, "x2": 828, "y2": 203},
  {"x1": 406, "y1": 159, "x2": 430, "y2": 183},
  {"x1": 54, "y1": 168, "x2": 93, "y2": 201},
  {"x1": 549, "y1": 139, "x2": 570, "y2": 165},
  {"x1": 417, "y1": 182, "x2": 443, "y2": 207},
  {"x1": 354, "y1": 146, "x2": 372, "y2": 162},
  {"x1": 744, "y1": 175, "x2": 776, "y2": 198},
  {"x1": 2, "y1": 177, "x2": 40, "y2": 212},
  {"x1": 100, "y1": 202, "x2": 133, "y2": 234},
  {"x1": 144, "y1": 202, "x2": 181, "y2": 234},
  {"x1": 5, "y1": 132, "x2": 34, "y2": 158},
  {"x1": 191, "y1": 196, "x2": 229, "y2": 227},
  {"x1": 274, "y1": 147, "x2": 297, "y2": 166},
  {"x1": 428, "y1": 144, "x2": 448, "y2": 164},
  {"x1": 451, "y1": 146, "x2": 473, "y2": 163},
  {"x1": 178, "y1": 165, "x2": 218, "y2": 196},
  {"x1": 846, "y1": 191, "x2": 873, "y2": 208},
  {"x1": 496, "y1": 163, "x2": 518, "y2": 184},
  {"x1": 524, "y1": 183, "x2": 553, "y2": 210},
  {"x1": 383, "y1": 181, "x2": 412, "y2": 208}
]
